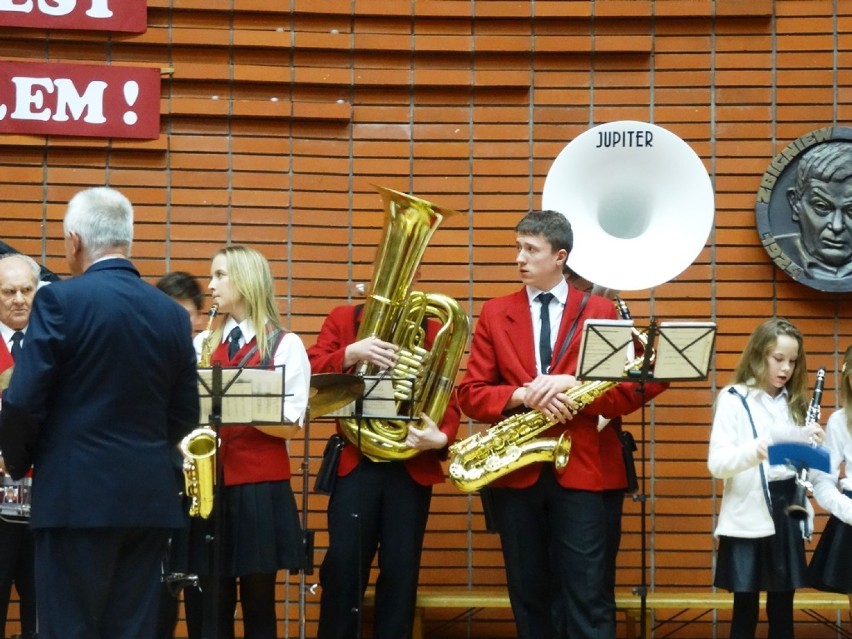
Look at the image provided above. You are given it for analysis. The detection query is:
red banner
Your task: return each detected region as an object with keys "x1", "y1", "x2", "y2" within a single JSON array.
[
  {"x1": 0, "y1": 0, "x2": 146, "y2": 33},
  {"x1": 0, "y1": 61, "x2": 160, "y2": 140}
]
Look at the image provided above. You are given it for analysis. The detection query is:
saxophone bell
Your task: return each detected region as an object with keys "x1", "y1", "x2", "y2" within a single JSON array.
[{"x1": 180, "y1": 427, "x2": 218, "y2": 519}]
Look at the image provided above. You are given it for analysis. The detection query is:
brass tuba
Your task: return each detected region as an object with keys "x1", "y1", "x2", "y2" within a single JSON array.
[
  {"x1": 339, "y1": 186, "x2": 470, "y2": 461},
  {"x1": 448, "y1": 299, "x2": 651, "y2": 493},
  {"x1": 181, "y1": 304, "x2": 220, "y2": 518}
]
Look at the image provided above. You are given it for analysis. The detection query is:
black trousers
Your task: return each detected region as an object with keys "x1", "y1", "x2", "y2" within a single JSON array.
[
  {"x1": 0, "y1": 518, "x2": 36, "y2": 637},
  {"x1": 317, "y1": 459, "x2": 432, "y2": 639},
  {"x1": 491, "y1": 469, "x2": 614, "y2": 639},
  {"x1": 34, "y1": 527, "x2": 168, "y2": 639}
]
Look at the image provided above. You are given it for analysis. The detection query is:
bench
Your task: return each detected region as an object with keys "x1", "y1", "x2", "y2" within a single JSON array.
[{"x1": 363, "y1": 589, "x2": 850, "y2": 639}]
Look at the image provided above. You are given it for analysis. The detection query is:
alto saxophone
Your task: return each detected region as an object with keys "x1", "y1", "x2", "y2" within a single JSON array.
[
  {"x1": 448, "y1": 298, "x2": 650, "y2": 493},
  {"x1": 181, "y1": 304, "x2": 219, "y2": 518}
]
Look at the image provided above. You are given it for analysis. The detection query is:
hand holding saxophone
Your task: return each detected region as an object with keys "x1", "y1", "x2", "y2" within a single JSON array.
[
  {"x1": 404, "y1": 413, "x2": 448, "y2": 451},
  {"x1": 344, "y1": 336, "x2": 398, "y2": 370},
  {"x1": 521, "y1": 374, "x2": 580, "y2": 424}
]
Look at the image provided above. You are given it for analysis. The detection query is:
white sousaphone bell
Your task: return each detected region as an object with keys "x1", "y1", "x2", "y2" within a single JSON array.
[{"x1": 542, "y1": 120, "x2": 715, "y2": 291}]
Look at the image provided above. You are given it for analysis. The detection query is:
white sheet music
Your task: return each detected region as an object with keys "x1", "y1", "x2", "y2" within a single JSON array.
[
  {"x1": 327, "y1": 377, "x2": 397, "y2": 418},
  {"x1": 654, "y1": 322, "x2": 716, "y2": 380},
  {"x1": 577, "y1": 319, "x2": 634, "y2": 379},
  {"x1": 198, "y1": 367, "x2": 284, "y2": 424}
]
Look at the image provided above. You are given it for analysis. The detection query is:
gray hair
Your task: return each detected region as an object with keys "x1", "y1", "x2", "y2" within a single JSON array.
[
  {"x1": 63, "y1": 187, "x2": 133, "y2": 260},
  {"x1": 0, "y1": 253, "x2": 41, "y2": 285}
]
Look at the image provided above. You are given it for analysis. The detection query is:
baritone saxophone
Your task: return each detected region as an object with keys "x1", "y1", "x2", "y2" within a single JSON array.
[
  {"x1": 181, "y1": 304, "x2": 220, "y2": 518},
  {"x1": 448, "y1": 298, "x2": 650, "y2": 493}
]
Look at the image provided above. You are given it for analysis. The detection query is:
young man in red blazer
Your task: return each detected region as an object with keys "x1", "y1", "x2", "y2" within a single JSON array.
[
  {"x1": 308, "y1": 301, "x2": 461, "y2": 639},
  {"x1": 457, "y1": 210, "x2": 667, "y2": 639}
]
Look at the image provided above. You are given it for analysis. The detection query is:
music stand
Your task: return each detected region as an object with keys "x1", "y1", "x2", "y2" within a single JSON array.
[
  {"x1": 195, "y1": 363, "x2": 291, "y2": 639},
  {"x1": 323, "y1": 373, "x2": 418, "y2": 639},
  {"x1": 327, "y1": 374, "x2": 414, "y2": 420},
  {"x1": 578, "y1": 318, "x2": 716, "y2": 639}
]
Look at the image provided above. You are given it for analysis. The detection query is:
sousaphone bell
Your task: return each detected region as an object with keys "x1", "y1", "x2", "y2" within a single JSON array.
[{"x1": 542, "y1": 120, "x2": 715, "y2": 291}]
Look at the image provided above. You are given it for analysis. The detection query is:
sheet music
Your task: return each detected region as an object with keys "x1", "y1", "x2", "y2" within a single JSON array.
[
  {"x1": 577, "y1": 319, "x2": 634, "y2": 379},
  {"x1": 327, "y1": 377, "x2": 397, "y2": 418},
  {"x1": 198, "y1": 367, "x2": 284, "y2": 424},
  {"x1": 654, "y1": 322, "x2": 716, "y2": 380}
]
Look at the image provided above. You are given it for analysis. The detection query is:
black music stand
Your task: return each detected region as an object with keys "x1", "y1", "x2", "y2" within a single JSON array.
[
  {"x1": 195, "y1": 363, "x2": 296, "y2": 639},
  {"x1": 324, "y1": 373, "x2": 418, "y2": 639},
  {"x1": 297, "y1": 402, "x2": 316, "y2": 639},
  {"x1": 577, "y1": 318, "x2": 716, "y2": 639}
]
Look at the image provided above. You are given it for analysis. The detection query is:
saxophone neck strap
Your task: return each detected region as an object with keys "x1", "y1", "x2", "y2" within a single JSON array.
[
  {"x1": 235, "y1": 327, "x2": 286, "y2": 369},
  {"x1": 551, "y1": 291, "x2": 590, "y2": 372}
]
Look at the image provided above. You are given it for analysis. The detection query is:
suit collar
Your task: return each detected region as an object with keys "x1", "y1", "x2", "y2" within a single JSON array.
[
  {"x1": 525, "y1": 278, "x2": 568, "y2": 307},
  {"x1": 83, "y1": 257, "x2": 139, "y2": 277}
]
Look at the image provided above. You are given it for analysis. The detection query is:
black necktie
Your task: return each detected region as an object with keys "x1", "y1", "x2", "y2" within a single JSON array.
[
  {"x1": 9, "y1": 331, "x2": 23, "y2": 362},
  {"x1": 537, "y1": 293, "x2": 554, "y2": 374},
  {"x1": 227, "y1": 326, "x2": 242, "y2": 360}
]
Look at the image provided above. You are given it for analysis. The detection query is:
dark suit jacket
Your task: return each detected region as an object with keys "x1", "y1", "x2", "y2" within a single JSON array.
[
  {"x1": 457, "y1": 285, "x2": 667, "y2": 490},
  {"x1": 0, "y1": 258, "x2": 199, "y2": 529},
  {"x1": 307, "y1": 304, "x2": 461, "y2": 486}
]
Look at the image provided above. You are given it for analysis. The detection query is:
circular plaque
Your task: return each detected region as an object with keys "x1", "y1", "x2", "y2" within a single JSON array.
[{"x1": 755, "y1": 126, "x2": 852, "y2": 293}]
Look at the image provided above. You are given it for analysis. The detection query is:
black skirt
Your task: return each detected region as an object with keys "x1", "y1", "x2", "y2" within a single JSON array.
[
  {"x1": 808, "y1": 490, "x2": 852, "y2": 594},
  {"x1": 188, "y1": 479, "x2": 305, "y2": 577},
  {"x1": 714, "y1": 478, "x2": 808, "y2": 592}
]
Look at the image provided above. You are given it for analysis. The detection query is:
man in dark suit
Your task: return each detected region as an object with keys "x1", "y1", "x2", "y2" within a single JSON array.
[
  {"x1": 457, "y1": 210, "x2": 667, "y2": 639},
  {"x1": 0, "y1": 253, "x2": 41, "y2": 639},
  {"x1": 0, "y1": 187, "x2": 200, "y2": 639}
]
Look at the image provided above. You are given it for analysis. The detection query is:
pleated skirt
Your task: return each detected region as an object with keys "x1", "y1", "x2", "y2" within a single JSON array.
[
  {"x1": 189, "y1": 479, "x2": 305, "y2": 577},
  {"x1": 714, "y1": 478, "x2": 808, "y2": 592},
  {"x1": 808, "y1": 490, "x2": 852, "y2": 594}
]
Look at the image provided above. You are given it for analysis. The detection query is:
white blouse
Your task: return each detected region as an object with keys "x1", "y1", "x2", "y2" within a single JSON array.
[{"x1": 811, "y1": 407, "x2": 852, "y2": 525}]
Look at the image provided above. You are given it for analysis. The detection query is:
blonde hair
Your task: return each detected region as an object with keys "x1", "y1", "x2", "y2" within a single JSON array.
[
  {"x1": 840, "y1": 345, "x2": 852, "y2": 433},
  {"x1": 731, "y1": 317, "x2": 809, "y2": 425},
  {"x1": 210, "y1": 245, "x2": 283, "y2": 361}
]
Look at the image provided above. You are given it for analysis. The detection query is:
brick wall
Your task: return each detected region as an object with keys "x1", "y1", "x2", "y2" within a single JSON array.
[{"x1": 1, "y1": 1, "x2": 851, "y2": 637}]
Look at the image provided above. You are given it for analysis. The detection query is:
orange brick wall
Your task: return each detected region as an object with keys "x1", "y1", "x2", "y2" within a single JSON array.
[{"x1": 1, "y1": 1, "x2": 851, "y2": 637}]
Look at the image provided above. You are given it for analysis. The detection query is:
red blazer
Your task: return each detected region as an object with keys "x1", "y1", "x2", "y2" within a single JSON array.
[
  {"x1": 0, "y1": 339, "x2": 11, "y2": 381},
  {"x1": 1, "y1": 335, "x2": 33, "y2": 479},
  {"x1": 307, "y1": 304, "x2": 461, "y2": 487},
  {"x1": 457, "y1": 286, "x2": 667, "y2": 491}
]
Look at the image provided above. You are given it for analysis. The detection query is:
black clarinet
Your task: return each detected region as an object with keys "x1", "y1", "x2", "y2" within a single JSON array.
[{"x1": 786, "y1": 367, "x2": 825, "y2": 520}]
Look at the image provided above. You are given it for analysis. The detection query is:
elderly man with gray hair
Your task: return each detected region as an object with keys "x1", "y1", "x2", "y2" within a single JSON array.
[
  {"x1": 0, "y1": 187, "x2": 199, "y2": 639},
  {"x1": 0, "y1": 252, "x2": 40, "y2": 639}
]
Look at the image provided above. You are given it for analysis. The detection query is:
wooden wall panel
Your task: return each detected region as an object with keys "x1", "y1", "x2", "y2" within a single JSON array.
[{"x1": 1, "y1": 1, "x2": 851, "y2": 637}]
